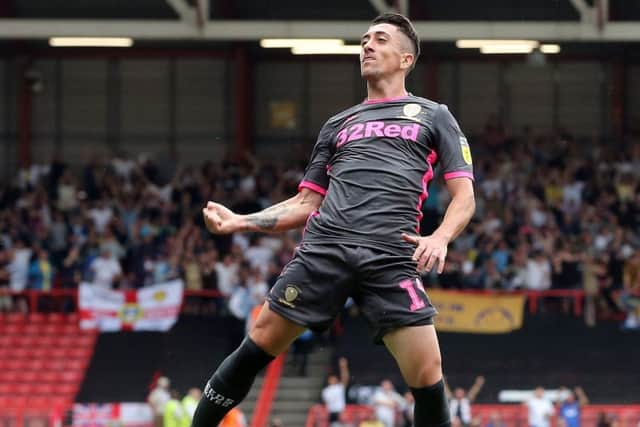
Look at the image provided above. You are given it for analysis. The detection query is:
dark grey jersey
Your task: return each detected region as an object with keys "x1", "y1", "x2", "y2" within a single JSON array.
[{"x1": 298, "y1": 94, "x2": 474, "y2": 252}]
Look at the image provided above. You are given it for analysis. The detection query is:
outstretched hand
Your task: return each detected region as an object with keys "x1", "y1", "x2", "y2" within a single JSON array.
[
  {"x1": 401, "y1": 233, "x2": 449, "y2": 274},
  {"x1": 202, "y1": 201, "x2": 239, "y2": 235}
]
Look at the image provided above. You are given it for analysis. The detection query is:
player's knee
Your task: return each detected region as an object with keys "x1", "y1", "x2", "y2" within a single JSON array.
[{"x1": 413, "y1": 356, "x2": 443, "y2": 388}]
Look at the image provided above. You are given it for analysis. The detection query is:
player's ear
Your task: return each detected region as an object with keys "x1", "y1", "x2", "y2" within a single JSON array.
[{"x1": 400, "y1": 52, "x2": 414, "y2": 71}]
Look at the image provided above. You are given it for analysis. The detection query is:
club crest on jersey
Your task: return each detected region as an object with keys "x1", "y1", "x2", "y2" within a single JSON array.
[
  {"x1": 279, "y1": 285, "x2": 301, "y2": 308},
  {"x1": 403, "y1": 103, "x2": 421, "y2": 117},
  {"x1": 459, "y1": 136, "x2": 472, "y2": 165}
]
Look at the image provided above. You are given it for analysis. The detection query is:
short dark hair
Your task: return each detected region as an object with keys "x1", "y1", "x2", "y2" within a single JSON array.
[{"x1": 371, "y1": 13, "x2": 420, "y2": 68}]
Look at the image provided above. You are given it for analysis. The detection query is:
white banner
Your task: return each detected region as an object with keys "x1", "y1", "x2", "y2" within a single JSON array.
[
  {"x1": 79, "y1": 280, "x2": 184, "y2": 332},
  {"x1": 73, "y1": 403, "x2": 153, "y2": 427}
]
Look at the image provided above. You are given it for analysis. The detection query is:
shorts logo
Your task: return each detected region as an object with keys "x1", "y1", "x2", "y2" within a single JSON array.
[
  {"x1": 279, "y1": 285, "x2": 301, "y2": 308},
  {"x1": 403, "y1": 103, "x2": 421, "y2": 118},
  {"x1": 459, "y1": 136, "x2": 472, "y2": 165}
]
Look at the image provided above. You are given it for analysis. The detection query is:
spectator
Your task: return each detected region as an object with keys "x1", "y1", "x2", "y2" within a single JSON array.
[
  {"x1": 485, "y1": 411, "x2": 505, "y2": 427},
  {"x1": 163, "y1": 389, "x2": 187, "y2": 427},
  {"x1": 372, "y1": 379, "x2": 404, "y2": 427},
  {"x1": 89, "y1": 248, "x2": 122, "y2": 290},
  {"x1": 148, "y1": 376, "x2": 171, "y2": 427},
  {"x1": 182, "y1": 387, "x2": 202, "y2": 421},
  {"x1": 525, "y1": 250, "x2": 552, "y2": 291},
  {"x1": 526, "y1": 387, "x2": 554, "y2": 427},
  {"x1": 401, "y1": 391, "x2": 415, "y2": 427},
  {"x1": 445, "y1": 376, "x2": 485, "y2": 427},
  {"x1": 621, "y1": 250, "x2": 640, "y2": 330},
  {"x1": 322, "y1": 357, "x2": 350, "y2": 426},
  {"x1": 558, "y1": 386, "x2": 589, "y2": 427}
]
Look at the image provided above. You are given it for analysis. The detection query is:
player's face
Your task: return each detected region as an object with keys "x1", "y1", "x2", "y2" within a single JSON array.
[{"x1": 360, "y1": 23, "x2": 413, "y2": 80}]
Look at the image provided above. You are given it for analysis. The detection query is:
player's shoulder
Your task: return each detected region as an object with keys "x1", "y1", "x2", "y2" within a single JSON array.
[{"x1": 326, "y1": 104, "x2": 362, "y2": 124}]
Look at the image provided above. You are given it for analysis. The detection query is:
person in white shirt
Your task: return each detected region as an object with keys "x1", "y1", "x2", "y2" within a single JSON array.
[
  {"x1": 89, "y1": 249, "x2": 122, "y2": 289},
  {"x1": 526, "y1": 386, "x2": 554, "y2": 427},
  {"x1": 525, "y1": 250, "x2": 552, "y2": 291},
  {"x1": 321, "y1": 357, "x2": 350, "y2": 426},
  {"x1": 148, "y1": 376, "x2": 171, "y2": 427},
  {"x1": 445, "y1": 376, "x2": 485, "y2": 427},
  {"x1": 215, "y1": 254, "x2": 239, "y2": 298},
  {"x1": 373, "y1": 379, "x2": 404, "y2": 427}
]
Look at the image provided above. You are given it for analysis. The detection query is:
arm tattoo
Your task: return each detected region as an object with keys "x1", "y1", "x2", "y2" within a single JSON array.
[{"x1": 246, "y1": 204, "x2": 291, "y2": 231}]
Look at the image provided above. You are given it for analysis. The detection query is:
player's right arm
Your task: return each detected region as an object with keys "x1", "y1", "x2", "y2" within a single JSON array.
[
  {"x1": 204, "y1": 119, "x2": 335, "y2": 235},
  {"x1": 203, "y1": 188, "x2": 323, "y2": 234}
]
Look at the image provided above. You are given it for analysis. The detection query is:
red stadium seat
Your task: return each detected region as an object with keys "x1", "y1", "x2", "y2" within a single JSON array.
[
  {"x1": 61, "y1": 323, "x2": 80, "y2": 335},
  {"x1": 40, "y1": 371, "x2": 61, "y2": 383},
  {"x1": 5, "y1": 396, "x2": 28, "y2": 409},
  {"x1": 0, "y1": 384, "x2": 12, "y2": 394},
  {"x1": 5, "y1": 313, "x2": 26, "y2": 324},
  {"x1": 12, "y1": 383, "x2": 34, "y2": 395},
  {"x1": 57, "y1": 383, "x2": 78, "y2": 396},
  {"x1": 68, "y1": 347, "x2": 92, "y2": 359},
  {"x1": 66, "y1": 313, "x2": 79, "y2": 324},
  {"x1": 42, "y1": 359, "x2": 66, "y2": 371},
  {"x1": 15, "y1": 335, "x2": 39, "y2": 348},
  {"x1": 56, "y1": 336, "x2": 76, "y2": 347},
  {"x1": 64, "y1": 358, "x2": 88, "y2": 371},
  {"x1": 24, "y1": 359, "x2": 45, "y2": 371},
  {"x1": 21, "y1": 371, "x2": 39, "y2": 382},
  {"x1": 60, "y1": 371, "x2": 83, "y2": 383},
  {"x1": 50, "y1": 396, "x2": 72, "y2": 410},
  {"x1": 71, "y1": 335, "x2": 96, "y2": 347},
  {"x1": 22, "y1": 324, "x2": 42, "y2": 335},
  {"x1": 46, "y1": 348, "x2": 68, "y2": 359},
  {"x1": 41, "y1": 324, "x2": 64, "y2": 335},
  {"x1": 0, "y1": 371, "x2": 20, "y2": 382},
  {"x1": 0, "y1": 336, "x2": 11, "y2": 348},
  {"x1": 3, "y1": 323, "x2": 25, "y2": 335},
  {"x1": 27, "y1": 396, "x2": 51, "y2": 409},
  {"x1": 28, "y1": 312, "x2": 47, "y2": 323},
  {"x1": 10, "y1": 347, "x2": 32, "y2": 359},
  {"x1": 47, "y1": 313, "x2": 66, "y2": 324},
  {"x1": 32, "y1": 383, "x2": 56, "y2": 395}
]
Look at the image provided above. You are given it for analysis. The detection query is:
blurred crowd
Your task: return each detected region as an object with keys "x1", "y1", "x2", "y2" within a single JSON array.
[{"x1": 0, "y1": 127, "x2": 639, "y2": 328}]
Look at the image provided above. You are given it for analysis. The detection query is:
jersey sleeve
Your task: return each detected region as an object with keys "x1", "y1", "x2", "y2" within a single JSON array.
[
  {"x1": 298, "y1": 120, "x2": 335, "y2": 196},
  {"x1": 432, "y1": 104, "x2": 474, "y2": 181}
]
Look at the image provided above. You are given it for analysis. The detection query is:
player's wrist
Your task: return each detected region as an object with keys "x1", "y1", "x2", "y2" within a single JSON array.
[{"x1": 431, "y1": 230, "x2": 452, "y2": 244}]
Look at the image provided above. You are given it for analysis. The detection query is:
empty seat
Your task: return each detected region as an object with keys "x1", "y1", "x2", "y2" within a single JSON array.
[
  {"x1": 46, "y1": 348, "x2": 68, "y2": 359},
  {"x1": 27, "y1": 396, "x2": 51, "y2": 409},
  {"x1": 41, "y1": 324, "x2": 64, "y2": 335},
  {"x1": 0, "y1": 371, "x2": 20, "y2": 382},
  {"x1": 56, "y1": 336, "x2": 75, "y2": 347},
  {"x1": 3, "y1": 324, "x2": 25, "y2": 335},
  {"x1": 42, "y1": 359, "x2": 66, "y2": 371},
  {"x1": 68, "y1": 347, "x2": 92, "y2": 359},
  {"x1": 13, "y1": 383, "x2": 35, "y2": 395},
  {"x1": 22, "y1": 324, "x2": 42, "y2": 335},
  {"x1": 32, "y1": 383, "x2": 56, "y2": 395},
  {"x1": 60, "y1": 370, "x2": 83, "y2": 383},
  {"x1": 37, "y1": 336, "x2": 57, "y2": 347},
  {"x1": 28, "y1": 312, "x2": 47, "y2": 323},
  {"x1": 66, "y1": 313, "x2": 79, "y2": 324},
  {"x1": 57, "y1": 383, "x2": 78, "y2": 396},
  {"x1": 47, "y1": 313, "x2": 66, "y2": 324},
  {"x1": 5, "y1": 313, "x2": 27, "y2": 323},
  {"x1": 21, "y1": 371, "x2": 39, "y2": 382}
]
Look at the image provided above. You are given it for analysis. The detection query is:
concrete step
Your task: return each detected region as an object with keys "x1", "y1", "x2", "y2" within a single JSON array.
[
  {"x1": 270, "y1": 412, "x2": 310, "y2": 426},
  {"x1": 270, "y1": 400, "x2": 318, "y2": 412}
]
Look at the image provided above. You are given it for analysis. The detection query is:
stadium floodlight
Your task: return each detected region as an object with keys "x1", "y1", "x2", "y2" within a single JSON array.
[
  {"x1": 291, "y1": 45, "x2": 361, "y2": 55},
  {"x1": 540, "y1": 44, "x2": 561, "y2": 54},
  {"x1": 480, "y1": 43, "x2": 536, "y2": 54},
  {"x1": 456, "y1": 39, "x2": 539, "y2": 49},
  {"x1": 260, "y1": 39, "x2": 345, "y2": 48},
  {"x1": 49, "y1": 37, "x2": 134, "y2": 47}
]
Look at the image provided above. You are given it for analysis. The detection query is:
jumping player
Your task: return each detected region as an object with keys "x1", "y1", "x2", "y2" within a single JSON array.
[{"x1": 193, "y1": 13, "x2": 475, "y2": 427}]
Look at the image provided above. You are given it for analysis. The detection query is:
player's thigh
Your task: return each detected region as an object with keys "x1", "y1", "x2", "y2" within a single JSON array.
[
  {"x1": 249, "y1": 303, "x2": 307, "y2": 356},
  {"x1": 383, "y1": 324, "x2": 443, "y2": 388}
]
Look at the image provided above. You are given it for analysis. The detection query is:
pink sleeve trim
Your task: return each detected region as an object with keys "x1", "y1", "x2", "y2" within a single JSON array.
[
  {"x1": 444, "y1": 171, "x2": 475, "y2": 181},
  {"x1": 298, "y1": 180, "x2": 327, "y2": 196}
]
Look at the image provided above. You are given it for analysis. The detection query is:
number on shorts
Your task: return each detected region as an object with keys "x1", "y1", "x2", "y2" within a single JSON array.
[{"x1": 400, "y1": 279, "x2": 425, "y2": 312}]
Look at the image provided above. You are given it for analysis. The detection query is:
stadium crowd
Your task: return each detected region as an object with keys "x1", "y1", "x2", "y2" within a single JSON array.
[{"x1": 0, "y1": 127, "x2": 639, "y2": 329}]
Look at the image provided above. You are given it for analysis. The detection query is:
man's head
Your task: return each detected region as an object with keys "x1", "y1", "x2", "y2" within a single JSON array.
[
  {"x1": 534, "y1": 386, "x2": 545, "y2": 398},
  {"x1": 327, "y1": 374, "x2": 339, "y2": 385},
  {"x1": 454, "y1": 387, "x2": 466, "y2": 399},
  {"x1": 360, "y1": 13, "x2": 420, "y2": 80},
  {"x1": 381, "y1": 379, "x2": 394, "y2": 392}
]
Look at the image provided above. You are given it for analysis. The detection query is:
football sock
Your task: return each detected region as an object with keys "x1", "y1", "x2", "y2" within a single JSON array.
[
  {"x1": 191, "y1": 336, "x2": 274, "y2": 427},
  {"x1": 411, "y1": 379, "x2": 451, "y2": 427}
]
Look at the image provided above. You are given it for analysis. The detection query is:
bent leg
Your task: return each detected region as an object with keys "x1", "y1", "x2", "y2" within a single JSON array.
[
  {"x1": 191, "y1": 304, "x2": 305, "y2": 427},
  {"x1": 384, "y1": 324, "x2": 450, "y2": 427}
]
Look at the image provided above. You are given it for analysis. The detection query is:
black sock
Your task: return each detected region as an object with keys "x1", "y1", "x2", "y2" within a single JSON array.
[
  {"x1": 411, "y1": 379, "x2": 451, "y2": 427},
  {"x1": 191, "y1": 336, "x2": 275, "y2": 427}
]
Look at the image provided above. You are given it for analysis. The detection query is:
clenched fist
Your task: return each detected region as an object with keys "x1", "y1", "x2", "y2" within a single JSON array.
[{"x1": 202, "y1": 201, "x2": 240, "y2": 235}]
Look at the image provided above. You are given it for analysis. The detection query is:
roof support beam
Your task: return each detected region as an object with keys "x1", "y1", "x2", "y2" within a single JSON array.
[{"x1": 0, "y1": 19, "x2": 639, "y2": 42}]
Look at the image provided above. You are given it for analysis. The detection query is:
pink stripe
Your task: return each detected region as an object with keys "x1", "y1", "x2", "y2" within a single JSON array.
[
  {"x1": 363, "y1": 94, "x2": 409, "y2": 104},
  {"x1": 298, "y1": 180, "x2": 327, "y2": 196},
  {"x1": 444, "y1": 171, "x2": 474, "y2": 181},
  {"x1": 415, "y1": 151, "x2": 438, "y2": 232}
]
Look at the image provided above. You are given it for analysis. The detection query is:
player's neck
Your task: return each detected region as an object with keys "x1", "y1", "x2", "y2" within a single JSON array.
[{"x1": 366, "y1": 79, "x2": 408, "y2": 102}]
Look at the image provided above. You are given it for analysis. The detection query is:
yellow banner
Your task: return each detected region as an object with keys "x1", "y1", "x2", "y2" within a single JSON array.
[{"x1": 429, "y1": 290, "x2": 526, "y2": 334}]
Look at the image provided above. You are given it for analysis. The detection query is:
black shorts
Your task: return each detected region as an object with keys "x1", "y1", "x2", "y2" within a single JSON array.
[{"x1": 267, "y1": 242, "x2": 437, "y2": 343}]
